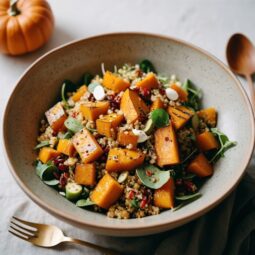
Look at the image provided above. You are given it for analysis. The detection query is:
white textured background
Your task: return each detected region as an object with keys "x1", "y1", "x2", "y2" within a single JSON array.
[{"x1": 1, "y1": 0, "x2": 255, "y2": 254}]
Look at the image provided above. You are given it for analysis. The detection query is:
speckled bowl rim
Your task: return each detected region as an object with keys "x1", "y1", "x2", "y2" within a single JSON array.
[{"x1": 3, "y1": 32, "x2": 255, "y2": 234}]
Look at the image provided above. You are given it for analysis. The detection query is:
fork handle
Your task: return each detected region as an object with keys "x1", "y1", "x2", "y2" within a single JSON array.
[{"x1": 63, "y1": 236, "x2": 122, "y2": 255}]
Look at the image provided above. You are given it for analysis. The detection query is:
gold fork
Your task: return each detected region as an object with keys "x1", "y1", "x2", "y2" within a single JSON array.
[{"x1": 9, "y1": 216, "x2": 122, "y2": 255}]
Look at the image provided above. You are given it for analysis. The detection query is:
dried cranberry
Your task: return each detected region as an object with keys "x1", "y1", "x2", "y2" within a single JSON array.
[
  {"x1": 88, "y1": 94, "x2": 95, "y2": 102},
  {"x1": 58, "y1": 163, "x2": 68, "y2": 172},
  {"x1": 159, "y1": 88, "x2": 166, "y2": 95},
  {"x1": 59, "y1": 173, "x2": 68, "y2": 187},
  {"x1": 53, "y1": 156, "x2": 65, "y2": 165},
  {"x1": 184, "y1": 180, "x2": 197, "y2": 192},
  {"x1": 107, "y1": 95, "x2": 115, "y2": 101},
  {"x1": 103, "y1": 146, "x2": 110, "y2": 154},
  {"x1": 140, "y1": 87, "x2": 150, "y2": 97}
]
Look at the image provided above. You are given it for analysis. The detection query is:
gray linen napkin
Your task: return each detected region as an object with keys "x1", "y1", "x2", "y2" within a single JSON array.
[{"x1": 107, "y1": 173, "x2": 255, "y2": 255}]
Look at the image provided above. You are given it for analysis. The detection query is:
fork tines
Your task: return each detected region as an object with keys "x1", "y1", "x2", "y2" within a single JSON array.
[{"x1": 9, "y1": 216, "x2": 38, "y2": 241}]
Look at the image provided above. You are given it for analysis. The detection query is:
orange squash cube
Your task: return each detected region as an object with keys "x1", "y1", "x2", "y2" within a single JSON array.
[
  {"x1": 72, "y1": 128, "x2": 103, "y2": 163},
  {"x1": 187, "y1": 153, "x2": 213, "y2": 177},
  {"x1": 154, "y1": 178, "x2": 175, "y2": 209},
  {"x1": 170, "y1": 84, "x2": 188, "y2": 102},
  {"x1": 155, "y1": 124, "x2": 180, "y2": 167},
  {"x1": 150, "y1": 97, "x2": 164, "y2": 111},
  {"x1": 196, "y1": 131, "x2": 219, "y2": 151},
  {"x1": 102, "y1": 71, "x2": 130, "y2": 93},
  {"x1": 96, "y1": 113, "x2": 124, "y2": 138},
  {"x1": 90, "y1": 173, "x2": 123, "y2": 209},
  {"x1": 168, "y1": 105, "x2": 194, "y2": 130},
  {"x1": 136, "y1": 73, "x2": 159, "y2": 90},
  {"x1": 106, "y1": 148, "x2": 145, "y2": 172},
  {"x1": 74, "y1": 163, "x2": 96, "y2": 186},
  {"x1": 45, "y1": 102, "x2": 67, "y2": 132},
  {"x1": 120, "y1": 89, "x2": 149, "y2": 124},
  {"x1": 57, "y1": 139, "x2": 76, "y2": 156},
  {"x1": 117, "y1": 130, "x2": 138, "y2": 148},
  {"x1": 72, "y1": 85, "x2": 87, "y2": 102},
  {"x1": 80, "y1": 101, "x2": 109, "y2": 121},
  {"x1": 39, "y1": 147, "x2": 61, "y2": 164},
  {"x1": 197, "y1": 107, "x2": 217, "y2": 127}
]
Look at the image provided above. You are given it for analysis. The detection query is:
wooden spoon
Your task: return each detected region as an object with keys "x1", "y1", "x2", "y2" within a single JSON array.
[{"x1": 226, "y1": 33, "x2": 255, "y2": 114}]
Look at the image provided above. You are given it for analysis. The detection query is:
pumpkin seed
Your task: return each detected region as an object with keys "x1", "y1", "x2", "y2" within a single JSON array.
[
  {"x1": 165, "y1": 88, "x2": 179, "y2": 101},
  {"x1": 93, "y1": 85, "x2": 105, "y2": 101},
  {"x1": 118, "y1": 171, "x2": 129, "y2": 183},
  {"x1": 136, "y1": 164, "x2": 170, "y2": 189},
  {"x1": 132, "y1": 129, "x2": 150, "y2": 143}
]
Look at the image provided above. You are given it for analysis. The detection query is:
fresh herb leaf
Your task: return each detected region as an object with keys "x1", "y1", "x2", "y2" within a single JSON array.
[
  {"x1": 157, "y1": 74, "x2": 170, "y2": 85},
  {"x1": 36, "y1": 161, "x2": 57, "y2": 181},
  {"x1": 34, "y1": 140, "x2": 50, "y2": 150},
  {"x1": 209, "y1": 128, "x2": 237, "y2": 163},
  {"x1": 151, "y1": 109, "x2": 169, "y2": 128},
  {"x1": 139, "y1": 59, "x2": 156, "y2": 73},
  {"x1": 64, "y1": 117, "x2": 83, "y2": 133},
  {"x1": 131, "y1": 199, "x2": 139, "y2": 208},
  {"x1": 175, "y1": 192, "x2": 201, "y2": 201},
  {"x1": 182, "y1": 79, "x2": 202, "y2": 111},
  {"x1": 182, "y1": 149, "x2": 198, "y2": 164},
  {"x1": 182, "y1": 173, "x2": 197, "y2": 180},
  {"x1": 83, "y1": 73, "x2": 93, "y2": 85},
  {"x1": 44, "y1": 179, "x2": 59, "y2": 186},
  {"x1": 63, "y1": 131, "x2": 74, "y2": 139},
  {"x1": 76, "y1": 198, "x2": 95, "y2": 207},
  {"x1": 173, "y1": 193, "x2": 202, "y2": 211},
  {"x1": 136, "y1": 164, "x2": 170, "y2": 189}
]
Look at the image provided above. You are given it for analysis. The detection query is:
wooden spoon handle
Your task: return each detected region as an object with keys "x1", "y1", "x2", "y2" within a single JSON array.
[{"x1": 245, "y1": 74, "x2": 255, "y2": 114}]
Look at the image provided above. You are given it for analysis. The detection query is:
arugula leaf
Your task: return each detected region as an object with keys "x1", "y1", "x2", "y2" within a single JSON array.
[
  {"x1": 151, "y1": 109, "x2": 169, "y2": 128},
  {"x1": 34, "y1": 140, "x2": 50, "y2": 150},
  {"x1": 175, "y1": 192, "x2": 201, "y2": 201},
  {"x1": 209, "y1": 128, "x2": 237, "y2": 163},
  {"x1": 173, "y1": 193, "x2": 201, "y2": 211},
  {"x1": 131, "y1": 199, "x2": 139, "y2": 208},
  {"x1": 182, "y1": 79, "x2": 202, "y2": 111}
]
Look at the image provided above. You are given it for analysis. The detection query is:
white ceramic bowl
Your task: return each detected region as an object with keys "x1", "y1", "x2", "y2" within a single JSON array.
[{"x1": 3, "y1": 33, "x2": 254, "y2": 236}]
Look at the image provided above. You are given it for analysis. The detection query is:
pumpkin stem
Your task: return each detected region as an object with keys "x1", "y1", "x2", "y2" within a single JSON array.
[{"x1": 9, "y1": 0, "x2": 20, "y2": 16}]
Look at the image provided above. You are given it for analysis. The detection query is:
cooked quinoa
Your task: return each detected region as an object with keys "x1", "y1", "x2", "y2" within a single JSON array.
[{"x1": 34, "y1": 60, "x2": 236, "y2": 219}]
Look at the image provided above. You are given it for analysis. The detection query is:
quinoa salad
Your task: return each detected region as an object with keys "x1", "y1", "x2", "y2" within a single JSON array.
[{"x1": 35, "y1": 60, "x2": 236, "y2": 219}]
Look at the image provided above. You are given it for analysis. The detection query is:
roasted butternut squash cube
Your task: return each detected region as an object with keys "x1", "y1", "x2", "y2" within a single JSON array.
[
  {"x1": 155, "y1": 124, "x2": 180, "y2": 167},
  {"x1": 74, "y1": 163, "x2": 96, "y2": 186},
  {"x1": 72, "y1": 128, "x2": 103, "y2": 163},
  {"x1": 72, "y1": 85, "x2": 87, "y2": 102},
  {"x1": 80, "y1": 101, "x2": 109, "y2": 121},
  {"x1": 39, "y1": 147, "x2": 61, "y2": 164},
  {"x1": 106, "y1": 148, "x2": 145, "y2": 172},
  {"x1": 117, "y1": 130, "x2": 138, "y2": 148},
  {"x1": 170, "y1": 84, "x2": 188, "y2": 102},
  {"x1": 136, "y1": 73, "x2": 159, "y2": 90},
  {"x1": 45, "y1": 102, "x2": 67, "y2": 132},
  {"x1": 187, "y1": 153, "x2": 213, "y2": 177},
  {"x1": 196, "y1": 131, "x2": 219, "y2": 151},
  {"x1": 150, "y1": 97, "x2": 164, "y2": 111},
  {"x1": 168, "y1": 105, "x2": 194, "y2": 130},
  {"x1": 90, "y1": 173, "x2": 123, "y2": 209},
  {"x1": 102, "y1": 71, "x2": 130, "y2": 93},
  {"x1": 197, "y1": 107, "x2": 217, "y2": 127},
  {"x1": 120, "y1": 89, "x2": 149, "y2": 124},
  {"x1": 96, "y1": 113, "x2": 124, "y2": 138},
  {"x1": 154, "y1": 178, "x2": 175, "y2": 209},
  {"x1": 57, "y1": 139, "x2": 76, "y2": 156}
]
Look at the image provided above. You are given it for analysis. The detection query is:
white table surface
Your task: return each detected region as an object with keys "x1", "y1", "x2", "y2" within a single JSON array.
[{"x1": 1, "y1": 0, "x2": 255, "y2": 254}]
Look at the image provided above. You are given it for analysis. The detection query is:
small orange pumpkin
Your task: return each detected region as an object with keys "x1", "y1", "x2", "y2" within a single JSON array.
[{"x1": 0, "y1": 0, "x2": 54, "y2": 55}]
